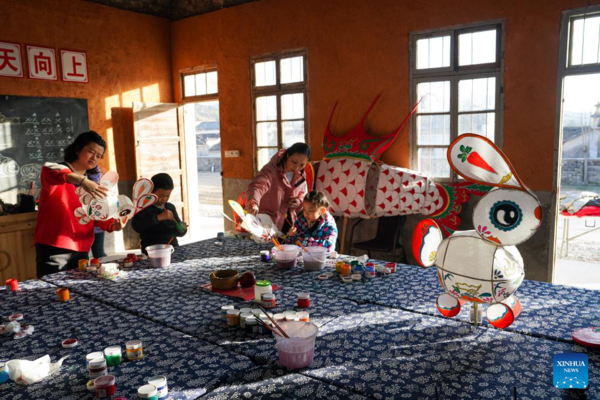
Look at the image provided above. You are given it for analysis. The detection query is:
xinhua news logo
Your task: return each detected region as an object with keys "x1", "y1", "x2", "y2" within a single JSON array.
[{"x1": 553, "y1": 353, "x2": 588, "y2": 389}]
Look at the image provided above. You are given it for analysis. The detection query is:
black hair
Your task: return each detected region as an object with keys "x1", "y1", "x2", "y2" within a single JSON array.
[
  {"x1": 63, "y1": 131, "x2": 106, "y2": 174},
  {"x1": 277, "y1": 142, "x2": 311, "y2": 168},
  {"x1": 151, "y1": 173, "x2": 174, "y2": 191},
  {"x1": 303, "y1": 190, "x2": 330, "y2": 209}
]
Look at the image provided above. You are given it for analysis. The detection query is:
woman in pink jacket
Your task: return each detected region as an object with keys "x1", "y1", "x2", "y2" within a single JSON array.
[{"x1": 245, "y1": 143, "x2": 311, "y2": 231}]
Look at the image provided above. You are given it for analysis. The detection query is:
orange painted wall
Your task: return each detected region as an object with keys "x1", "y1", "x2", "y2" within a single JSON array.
[
  {"x1": 0, "y1": 0, "x2": 173, "y2": 180},
  {"x1": 171, "y1": 0, "x2": 600, "y2": 191}
]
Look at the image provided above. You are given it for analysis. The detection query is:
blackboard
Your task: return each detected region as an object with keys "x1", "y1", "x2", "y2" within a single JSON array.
[{"x1": 0, "y1": 95, "x2": 89, "y2": 204}]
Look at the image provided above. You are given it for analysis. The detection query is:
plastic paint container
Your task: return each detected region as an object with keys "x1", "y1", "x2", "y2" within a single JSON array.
[
  {"x1": 138, "y1": 384, "x2": 159, "y2": 399},
  {"x1": 335, "y1": 261, "x2": 344, "y2": 273},
  {"x1": 86, "y1": 379, "x2": 95, "y2": 391},
  {"x1": 0, "y1": 363, "x2": 9, "y2": 384},
  {"x1": 88, "y1": 357, "x2": 107, "y2": 379},
  {"x1": 123, "y1": 257, "x2": 134, "y2": 268},
  {"x1": 126, "y1": 340, "x2": 144, "y2": 361},
  {"x1": 5, "y1": 278, "x2": 18, "y2": 291},
  {"x1": 340, "y1": 264, "x2": 351, "y2": 277},
  {"x1": 341, "y1": 277, "x2": 353, "y2": 283},
  {"x1": 221, "y1": 305, "x2": 234, "y2": 320},
  {"x1": 297, "y1": 311, "x2": 310, "y2": 322},
  {"x1": 365, "y1": 266, "x2": 376, "y2": 279},
  {"x1": 245, "y1": 316, "x2": 260, "y2": 333},
  {"x1": 146, "y1": 245, "x2": 174, "y2": 268},
  {"x1": 286, "y1": 314, "x2": 300, "y2": 322},
  {"x1": 94, "y1": 375, "x2": 116, "y2": 398},
  {"x1": 90, "y1": 258, "x2": 101, "y2": 268},
  {"x1": 273, "y1": 313, "x2": 285, "y2": 322},
  {"x1": 297, "y1": 293, "x2": 310, "y2": 308},
  {"x1": 8, "y1": 313, "x2": 23, "y2": 321},
  {"x1": 240, "y1": 313, "x2": 252, "y2": 329},
  {"x1": 351, "y1": 274, "x2": 362, "y2": 281},
  {"x1": 260, "y1": 250, "x2": 270, "y2": 262},
  {"x1": 259, "y1": 316, "x2": 272, "y2": 333},
  {"x1": 385, "y1": 262, "x2": 396, "y2": 273},
  {"x1": 104, "y1": 346, "x2": 122, "y2": 366},
  {"x1": 78, "y1": 259, "x2": 89, "y2": 271},
  {"x1": 148, "y1": 376, "x2": 168, "y2": 398},
  {"x1": 251, "y1": 309, "x2": 263, "y2": 317},
  {"x1": 239, "y1": 307, "x2": 252, "y2": 315},
  {"x1": 282, "y1": 310, "x2": 297, "y2": 316},
  {"x1": 61, "y1": 338, "x2": 78, "y2": 348},
  {"x1": 86, "y1": 352, "x2": 104, "y2": 366},
  {"x1": 56, "y1": 288, "x2": 70, "y2": 302},
  {"x1": 254, "y1": 280, "x2": 272, "y2": 302},
  {"x1": 227, "y1": 309, "x2": 240, "y2": 327},
  {"x1": 262, "y1": 293, "x2": 276, "y2": 308}
]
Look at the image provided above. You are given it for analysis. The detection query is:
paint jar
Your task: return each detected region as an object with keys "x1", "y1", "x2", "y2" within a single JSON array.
[
  {"x1": 364, "y1": 266, "x2": 376, "y2": 279},
  {"x1": 341, "y1": 277, "x2": 353, "y2": 283},
  {"x1": 127, "y1": 253, "x2": 138, "y2": 262},
  {"x1": 138, "y1": 384, "x2": 159, "y2": 399},
  {"x1": 254, "y1": 280, "x2": 272, "y2": 302},
  {"x1": 94, "y1": 375, "x2": 116, "y2": 398},
  {"x1": 297, "y1": 293, "x2": 310, "y2": 308},
  {"x1": 340, "y1": 264, "x2": 351, "y2": 277},
  {"x1": 104, "y1": 346, "x2": 122, "y2": 366},
  {"x1": 126, "y1": 340, "x2": 144, "y2": 361},
  {"x1": 62, "y1": 338, "x2": 78, "y2": 348},
  {"x1": 335, "y1": 261, "x2": 344, "y2": 273},
  {"x1": 227, "y1": 309, "x2": 240, "y2": 327},
  {"x1": 5, "y1": 278, "x2": 18, "y2": 291},
  {"x1": 148, "y1": 376, "x2": 168, "y2": 398},
  {"x1": 245, "y1": 316, "x2": 259, "y2": 333},
  {"x1": 297, "y1": 311, "x2": 310, "y2": 322},
  {"x1": 262, "y1": 293, "x2": 276, "y2": 308},
  {"x1": 273, "y1": 313, "x2": 285, "y2": 323},
  {"x1": 88, "y1": 357, "x2": 107, "y2": 379},
  {"x1": 259, "y1": 316, "x2": 272, "y2": 333},
  {"x1": 351, "y1": 274, "x2": 362, "y2": 281},
  {"x1": 86, "y1": 380, "x2": 95, "y2": 392},
  {"x1": 350, "y1": 260, "x2": 359, "y2": 267},
  {"x1": 123, "y1": 257, "x2": 134, "y2": 268},
  {"x1": 252, "y1": 309, "x2": 263, "y2": 317},
  {"x1": 221, "y1": 305, "x2": 235, "y2": 320},
  {"x1": 86, "y1": 352, "x2": 104, "y2": 366},
  {"x1": 375, "y1": 264, "x2": 384, "y2": 275},
  {"x1": 385, "y1": 262, "x2": 396, "y2": 273},
  {"x1": 56, "y1": 288, "x2": 70, "y2": 302},
  {"x1": 286, "y1": 314, "x2": 300, "y2": 322},
  {"x1": 240, "y1": 313, "x2": 252, "y2": 329},
  {"x1": 240, "y1": 307, "x2": 252, "y2": 315},
  {"x1": 0, "y1": 362, "x2": 9, "y2": 385},
  {"x1": 78, "y1": 259, "x2": 89, "y2": 271},
  {"x1": 352, "y1": 265, "x2": 364, "y2": 275},
  {"x1": 90, "y1": 258, "x2": 101, "y2": 268},
  {"x1": 260, "y1": 250, "x2": 270, "y2": 262}
]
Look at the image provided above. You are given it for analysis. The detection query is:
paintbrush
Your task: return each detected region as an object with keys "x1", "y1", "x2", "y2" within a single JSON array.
[
  {"x1": 165, "y1": 236, "x2": 175, "y2": 248},
  {"x1": 296, "y1": 240, "x2": 309, "y2": 253},
  {"x1": 257, "y1": 304, "x2": 289, "y2": 338},
  {"x1": 271, "y1": 237, "x2": 283, "y2": 251},
  {"x1": 255, "y1": 318, "x2": 282, "y2": 336}
]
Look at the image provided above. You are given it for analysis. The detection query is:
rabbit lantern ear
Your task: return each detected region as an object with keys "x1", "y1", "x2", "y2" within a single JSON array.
[
  {"x1": 448, "y1": 134, "x2": 525, "y2": 190},
  {"x1": 132, "y1": 178, "x2": 154, "y2": 200}
]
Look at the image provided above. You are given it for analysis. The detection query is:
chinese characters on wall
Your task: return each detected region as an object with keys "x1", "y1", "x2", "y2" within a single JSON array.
[{"x1": 0, "y1": 41, "x2": 88, "y2": 83}]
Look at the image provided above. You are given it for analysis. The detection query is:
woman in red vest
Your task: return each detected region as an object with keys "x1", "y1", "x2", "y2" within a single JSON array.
[{"x1": 34, "y1": 131, "x2": 122, "y2": 278}]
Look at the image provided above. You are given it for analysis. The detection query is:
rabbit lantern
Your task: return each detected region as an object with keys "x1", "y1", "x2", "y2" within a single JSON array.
[
  {"x1": 74, "y1": 172, "x2": 158, "y2": 225},
  {"x1": 412, "y1": 134, "x2": 542, "y2": 329}
]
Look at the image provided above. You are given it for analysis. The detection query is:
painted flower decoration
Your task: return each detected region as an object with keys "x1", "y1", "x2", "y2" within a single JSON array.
[{"x1": 477, "y1": 225, "x2": 491, "y2": 237}]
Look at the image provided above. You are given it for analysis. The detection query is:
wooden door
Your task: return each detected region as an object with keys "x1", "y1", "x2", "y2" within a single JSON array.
[{"x1": 133, "y1": 103, "x2": 188, "y2": 223}]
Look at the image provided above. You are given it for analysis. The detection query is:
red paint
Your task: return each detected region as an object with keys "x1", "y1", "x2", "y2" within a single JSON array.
[
  {"x1": 5, "y1": 279, "x2": 18, "y2": 291},
  {"x1": 297, "y1": 293, "x2": 310, "y2": 308}
]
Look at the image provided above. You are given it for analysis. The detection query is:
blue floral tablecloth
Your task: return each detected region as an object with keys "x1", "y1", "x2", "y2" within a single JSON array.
[{"x1": 1, "y1": 238, "x2": 597, "y2": 399}]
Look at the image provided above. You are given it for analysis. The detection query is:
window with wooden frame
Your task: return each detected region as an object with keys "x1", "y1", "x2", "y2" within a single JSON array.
[
  {"x1": 410, "y1": 22, "x2": 504, "y2": 181},
  {"x1": 181, "y1": 67, "x2": 218, "y2": 101},
  {"x1": 251, "y1": 49, "x2": 308, "y2": 172}
]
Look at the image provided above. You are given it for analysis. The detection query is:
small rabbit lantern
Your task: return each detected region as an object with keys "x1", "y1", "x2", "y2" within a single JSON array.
[
  {"x1": 74, "y1": 172, "x2": 158, "y2": 225},
  {"x1": 412, "y1": 134, "x2": 542, "y2": 329}
]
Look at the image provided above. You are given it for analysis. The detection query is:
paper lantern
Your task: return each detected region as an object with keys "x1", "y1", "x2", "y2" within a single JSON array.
[{"x1": 414, "y1": 134, "x2": 542, "y2": 329}]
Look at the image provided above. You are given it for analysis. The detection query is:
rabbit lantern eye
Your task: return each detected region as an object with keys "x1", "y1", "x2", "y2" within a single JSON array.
[
  {"x1": 473, "y1": 188, "x2": 541, "y2": 246},
  {"x1": 490, "y1": 201, "x2": 522, "y2": 231}
]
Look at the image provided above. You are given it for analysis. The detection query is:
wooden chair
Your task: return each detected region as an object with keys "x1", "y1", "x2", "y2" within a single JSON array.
[{"x1": 349, "y1": 215, "x2": 407, "y2": 263}]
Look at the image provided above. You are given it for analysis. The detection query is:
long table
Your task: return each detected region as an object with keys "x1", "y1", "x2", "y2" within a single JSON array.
[{"x1": 2, "y1": 238, "x2": 599, "y2": 399}]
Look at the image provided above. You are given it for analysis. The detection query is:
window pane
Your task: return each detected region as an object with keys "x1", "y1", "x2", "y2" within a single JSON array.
[
  {"x1": 582, "y1": 16, "x2": 600, "y2": 64},
  {"x1": 571, "y1": 19, "x2": 584, "y2": 66},
  {"x1": 255, "y1": 61, "x2": 276, "y2": 86},
  {"x1": 195, "y1": 72, "x2": 207, "y2": 96},
  {"x1": 257, "y1": 148, "x2": 277, "y2": 170},
  {"x1": 256, "y1": 96, "x2": 277, "y2": 121},
  {"x1": 416, "y1": 36, "x2": 451, "y2": 69},
  {"x1": 417, "y1": 115, "x2": 450, "y2": 145},
  {"x1": 458, "y1": 112, "x2": 495, "y2": 140},
  {"x1": 459, "y1": 29, "x2": 497, "y2": 66},
  {"x1": 281, "y1": 56, "x2": 304, "y2": 84},
  {"x1": 206, "y1": 71, "x2": 218, "y2": 94},
  {"x1": 256, "y1": 122, "x2": 277, "y2": 146},
  {"x1": 459, "y1": 77, "x2": 496, "y2": 111},
  {"x1": 282, "y1": 120, "x2": 305, "y2": 148},
  {"x1": 418, "y1": 148, "x2": 450, "y2": 178},
  {"x1": 281, "y1": 93, "x2": 304, "y2": 119},
  {"x1": 417, "y1": 81, "x2": 450, "y2": 112},
  {"x1": 183, "y1": 74, "x2": 195, "y2": 98}
]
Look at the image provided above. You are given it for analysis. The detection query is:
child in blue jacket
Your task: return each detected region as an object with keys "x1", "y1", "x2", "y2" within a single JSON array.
[{"x1": 285, "y1": 190, "x2": 338, "y2": 251}]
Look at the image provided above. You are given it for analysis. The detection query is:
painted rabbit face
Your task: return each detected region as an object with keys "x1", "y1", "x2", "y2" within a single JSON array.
[{"x1": 448, "y1": 134, "x2": 542, "y2": 246}]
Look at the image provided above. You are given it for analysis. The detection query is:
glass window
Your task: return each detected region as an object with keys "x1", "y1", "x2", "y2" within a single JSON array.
[{"x1": 182, "y1": 69, "x2": 218, "y2": 99}]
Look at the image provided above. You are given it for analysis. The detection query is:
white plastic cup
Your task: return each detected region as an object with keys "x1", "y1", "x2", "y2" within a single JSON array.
[
  {"x1": 273, "y1": 321, "x2": 318, "y2": 369},
  {"x1": 146, "y1": 245, "x2": 174, "y2": 268}
]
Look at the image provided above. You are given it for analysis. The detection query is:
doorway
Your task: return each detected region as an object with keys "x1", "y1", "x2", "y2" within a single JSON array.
[{"x1": 183, "y1": 101, "x2": 224, "y2": 241}]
